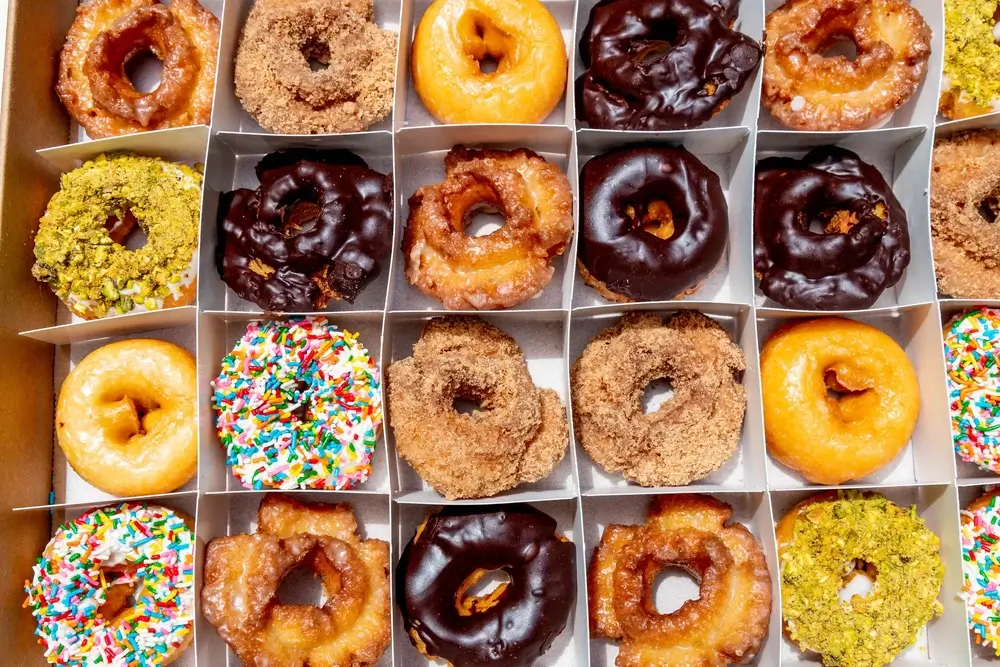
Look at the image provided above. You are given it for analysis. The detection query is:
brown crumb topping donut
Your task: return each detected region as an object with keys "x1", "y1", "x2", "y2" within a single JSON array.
[
  {"x1": 571, "y1": 311, "x2": 746, "y2": 487},
  {"x1": 386, "y1": 316, "x2": 569, "y2": 500},
  {"x1": 931, "y1": 129, "x2": 1000, "y2": 298}
]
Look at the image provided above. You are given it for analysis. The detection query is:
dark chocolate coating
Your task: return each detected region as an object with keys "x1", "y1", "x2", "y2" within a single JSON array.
[
  {"x1": 397, "y1": 505, "x2": 576, "y2": 667},
  {"x1": 579, "y1": 146, "x2": 729, "y2": 301},
  {"x1": 754, "y1": 146, "x2": 910, "y2": 310},
  {"x1": 216, "y1": 150, "x2": 392, "y2": 312},
  {"x1": 576, "y1": 0, "x2": 762, "y2": 130}
]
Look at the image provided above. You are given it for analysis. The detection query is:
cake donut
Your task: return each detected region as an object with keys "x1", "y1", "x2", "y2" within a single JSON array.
[
  {"x1": 577, "y1": 0, "x2": 762, "y2": 130},
  {"x1": 217, "y1": 149, "x2": 393, "y2": 311},
  {"x1": 397, "y1": 505, "x2": 576, "y2": 667},
  {"x1": 24, "y1": 503, "x2": 195, "y2": 665},
  {"x1": 32, "y1": 153, "x2": 201, "y2": 320},
  {"x1": 944, "y1": 308, "x2": 1000, "y2": 473},
  {"x1": 57, "y1": 339, "x2": 197, "y2": 497},
  {"x1": 57, "y1": 0, "x2": 219, "y2": 138},
  {"x1": 777, "y1": 491, "x2": 944, "y2": 667},
  {"x1": 411, "y1": 0, "x2": 567, "y2": 124},
  {"x1": 939, "y1": 0, "x2": 1000, "y2": 119},
  {"x1": 754, "y1": 146, "x2": 910, "y2": 310},
  {"x1": 212, "y1": 317, "x2": 382, "y2": 490},
  {"x1": 962, "y1": 490, "x2": 1000, "y2": 654},
  {"x1": 571, "y1": 311, "x2": 747, "y2": 487},
  {"x1": 579, "y1": 146, "x2": 729, "y2": 302}
]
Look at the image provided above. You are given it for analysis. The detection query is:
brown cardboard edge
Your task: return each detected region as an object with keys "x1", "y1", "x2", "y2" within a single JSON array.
[{"x1": 0, "y1": 0, "x2": 74, "y2": 661}]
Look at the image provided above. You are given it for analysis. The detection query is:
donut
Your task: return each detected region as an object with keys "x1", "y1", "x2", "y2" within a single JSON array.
[
  {"x1": 24, "y1": 502, "x2": 194, "y2": 665},
  {"x1": 56, "y1": 339, "x2": 197, "y2": 497},
  {"x1": 410, "y1": 0, "x2": 567, "y2": 124},
  {"x1": 397, "y1": 505, "x2": 576, "y2": 666},
  {"x1": 931, "y1": 129, "x2": 1000, "y2": 298},
  {"x1": 760, "y1": 317, "x2": 920, "y2": 484},
  {"x1": 403, "y1": 147, "x2": 573, "y2": 310},
  {"x1": 57, "y1": 0, "x2": 219, "y2": 138},
  {"x1": 212, "y1": 317, "x2": 382, "y2": 490},
  {"x1": 776, "y1": 491, "x2": 944, "y2": 666},
  {"x1": 217, "y1": 148, "x2": 393, "y2": 311},
  {"x1": 961, "y1": 489, "x2": 1000, "y2": 654},
  {"x1": 202, "y1": 494, "x2": 391, "y2": 666},
  {"x1": 944, "y1": 308, "x2": 1000, "y2": 472},
  {"x1": 32, "y1": 153, "x2": 201, "y2": 320},
  {"x1": 571, "y1": 311, "x2": 746, "y2": 487},
  {"x1": 590, "y1": 495, "x2": 771, "y2": 666},
  {"x1": 577, "y1": 0, "x2": 762, "y2": 130},
  {"x1": 578, "y1": 146, "x2": 729, "y2": 302},
  {"x1": 939, "y1": 0, "x2": 1000, "y2": 119},
  {"x1": 235, "y1": 0, "x2": 396, "y2": 134},
  {"x1": 386, "y1": 316, "x2": 568, "y2": 500},
  {"x1": 762, "y1": 0, "x2": 931, "y2": 131},
  {"x1": 754, "y1": 146, "x2": 911, "y2": 310}
]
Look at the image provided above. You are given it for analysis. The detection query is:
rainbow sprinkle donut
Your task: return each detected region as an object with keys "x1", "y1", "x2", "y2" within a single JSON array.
[
  {"x1": 23, "y1": 503, "x2": 194, "y2": 665},
  {"x1": 213, "y1": 317, "x2": 382, "y2": 490},
  {"x1": 945, "y1": 308, "x2": 1000, "y2": 472},
  {"x1": 962, "y1": 489, "x2": 1000, "y2": 653}
]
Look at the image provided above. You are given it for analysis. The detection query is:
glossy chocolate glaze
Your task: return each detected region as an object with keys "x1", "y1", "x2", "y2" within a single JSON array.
[
  {"x1": 576, "y1": 0, "x2": 762, "y2": 130},
  {"x1": 216, "y1": 149, "x2": 392, "y2": 312},
  {"x1": 397, "y1": 505, "x2": 576, "y2": 667},
  {"x1": 579, "y1": 146, "x2": 729, "y2": 301},
  {"x1": 754, "y1": 146, "x2": 910, "y2": 310}
]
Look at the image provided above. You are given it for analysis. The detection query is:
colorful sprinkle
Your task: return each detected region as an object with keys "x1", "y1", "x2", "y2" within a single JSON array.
[
  {"x1": 962, "y1": 492, "x2": 1000, "y2": 653},
  {"x1": 212, "y1": 317, "x2": 382, "y2": 490}
]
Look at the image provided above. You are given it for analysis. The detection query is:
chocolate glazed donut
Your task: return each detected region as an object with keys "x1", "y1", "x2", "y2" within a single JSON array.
[
  {"x1": 576, "y1": 0, "x2": 762, "y2": 130},
  {"x1": 579, "y1": 146, "x2": 729, "y2": 302},
  {"x1": 754, "y1": 146, "x2": 910, "y2": 310},
  {"x1": 216, "y1": 148, "x2": 392, "y2": 312},
  {"x1": 397, "y1": 505, "x2": 576, "y2": 667}
]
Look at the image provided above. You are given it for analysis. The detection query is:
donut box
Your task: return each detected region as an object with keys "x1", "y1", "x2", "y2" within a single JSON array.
[{"x1": 0, "y1": 0, "x2": 995, "y2": 664}]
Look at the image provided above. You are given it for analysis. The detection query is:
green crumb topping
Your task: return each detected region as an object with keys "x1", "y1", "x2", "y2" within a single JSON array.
[
  {"x1": 781, "y1": 491, "x2": 945, "y2": 667},
  {"x1": 944, "y1": 0, "x2": 1000, "y2": 106},
  {"x1": 31, "y1": 152, "x2": 202, "y2": 318}
]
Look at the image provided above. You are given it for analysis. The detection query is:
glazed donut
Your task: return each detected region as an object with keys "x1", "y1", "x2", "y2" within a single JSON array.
[
  {"x1": 235, "y1": 0, "x2": 397, "y2": 134},
  {"x1": 24, "y1": 503, "x2": 194, "y2": 665},
  {"x1": 577, "y1": 0, "x2": 762, "y2": 130},
  {"x1": 32, "y1": 153, "x2": 201, "y2": 320},
  {"x1": 762, "y1": 0, "x2": 931, "y2": 131},
  {"x1": 411, "y1": 0, "x2": 567, "y2": 124},
  {"x1": 944, "y1": 308, "x2": 1000, "y2": 472},
  {"x1": 776, "y1": 491, "x2": 944, "y2": 666},
  {"x1": 571, "y1": 311, "x2": 746, "y2": 487},
  {"x1": 931, "y1": 129, "x2": 1000, "y2": 298},
  {"x1": 217, "y1": 149, "x2": 393, "y2": 311},
  {"x1": 754, "y1": 146, "x2": 910, "y2": 310},
  {"x1": 578, "y1": 146, "x2": 729, "y2": 302},
  {"x1": 386, "y1": 316, "x2": 568, "y2": 500},
  {"x1": 962, "y1": 490, "x2": 1000, "y2": 654},
  {"x1": 760, "y1": 318, "x2": 920, "y2": 484},
  {"x1": 589, "y1": 495, "x2": 771, "y2": 666},
  {"x1": 939, "y1": 0, "x2": 1000, "y2": 119},
  {"x1": 404, "y1": 147, "x2": 573, "y2": 310},
  {"x1": 57, "y1": 0, "x2": 219, "y2": 138},
  {"x1": 397, "y1": 505, "x2": 576, "y2": 666},
  {"x1": 56, "y1": 339, "x2": 197, "y2": 497},
  {"x1": 212, "y1": 317, "x2": 382, "y2": 490},
  {"x1": 202, "y1": 494, "x2": 391, "y2": 666}
]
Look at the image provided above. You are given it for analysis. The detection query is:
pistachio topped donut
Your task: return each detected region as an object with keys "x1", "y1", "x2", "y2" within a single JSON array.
[{"x1": 32, "y1": 153, "x2": 201, "y2": 319}]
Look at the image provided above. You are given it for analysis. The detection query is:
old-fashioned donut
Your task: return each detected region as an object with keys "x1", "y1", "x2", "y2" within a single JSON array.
[{"x1": 754, "y1": 146, "x2": 910, "y2": 310}]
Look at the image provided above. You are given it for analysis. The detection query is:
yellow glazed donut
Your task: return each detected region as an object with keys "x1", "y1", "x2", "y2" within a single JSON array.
[
  {"x1": 410, "y1": 0, "x2": 567, "y2": 124},
  {"x1": 56, "y1": 339, "x2": 197, "y2": 496},
  {"x1": 760, "y1": 318, "x2": 920, "y2": 484}
]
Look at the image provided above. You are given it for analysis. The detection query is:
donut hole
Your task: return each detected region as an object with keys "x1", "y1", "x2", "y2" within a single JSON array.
[
  {"x1": 302, "y1": 38, "x2": 332, "y2": 72},
  {"x1": 464, "y1": 206, "x2": 507, "y2": 237},
  {"x1": 124, "y1": 49, "x2": 164, "y2": 93},
  {"x1": 627, "y1": 200, "x2": 676, "y2": 240},
  {"x1": 97, "y1": 577, "x2": 140, "y2": 620},
  {"x1": 823, "y1": 369, "x2": 873, "y2": 422},
  {"x1": 977, "y1": 192, "x2": 1000, "y2": 224},
  {"x1": 638, "y1": 22, "x2": 679, "y2": 62},
  {"x1": 276, "y1": 565, "x2": 326, "y2": 606},
  {"x1": 651, "y1": 566, "x2": 702, "y2": 614},
  {"x1": 454, "y1": 397, "x2": 484, "y2": 415},
  {"x1": 838, "y1": 559, "x2": 877, "y2": 603},
  {"x1": 821, "y1": 38, "x2": 859, "y2": 62},
  {"x1": 104, "y1": 209, "x2": 148, "y2": 250},
  {"x1": 280, "y1": 200, "x2": 324, "y2": 237},
  {"x1": 478, "y1": 55, "x2": 501, "y2": 74},
  {"x1": 641, "y1": 377, "x2": 675, "y2": 414},
  {"x1": 455, "y1": 568, "x2": 512, "y2": 616}
]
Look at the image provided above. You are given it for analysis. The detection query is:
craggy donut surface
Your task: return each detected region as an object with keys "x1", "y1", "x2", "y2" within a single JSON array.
[
  {"x1": 411, "y1": 0, "x2": 567, "y2": 124},
  {"x1": 571, "y1": 311, "x2": 747, "y2": 487},
  {"x1": 579, "y1": 146, "x2": 729, "y2": 302},
  {"x1": 386, "y1": 316, "x2": 568, "y2": 500},
  {"x1": 57, "y1": 0, "x2": 219, "y2": 138},
  {"x1": 754, "y1": 146, "x2": 910, "y2": 310},
  {"x1": 762, "y1": 0, "x2": 931, "y2": 130},
  {"x1": 404, "y1": 147, "x2": 573, "y2": 310}
]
